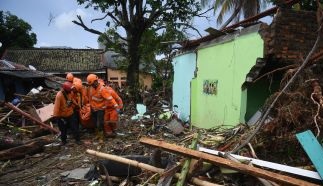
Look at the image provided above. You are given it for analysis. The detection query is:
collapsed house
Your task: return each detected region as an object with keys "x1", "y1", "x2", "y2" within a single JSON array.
[
  {"x1": 0, "y1": 59, "x2": 64, "y2": 101},
  {"x1": 172, "y1": 8, "x2": 323, "y2": 129}
]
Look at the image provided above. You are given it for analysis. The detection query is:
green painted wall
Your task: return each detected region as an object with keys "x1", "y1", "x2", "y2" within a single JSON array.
[{"x1": 191, "y1": 31, "x2": 264, "y2": 129}]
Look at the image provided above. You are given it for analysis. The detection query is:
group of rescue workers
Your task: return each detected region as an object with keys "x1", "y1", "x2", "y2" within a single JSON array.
[{"x1": 52, "y1": 73, "x2": 123, "y2": 145}]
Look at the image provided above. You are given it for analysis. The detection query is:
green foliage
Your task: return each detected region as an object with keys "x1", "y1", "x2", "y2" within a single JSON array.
[
  {"x1": 76, "y1": 0, "x2": 202, "y2": 90},
  {"x1": 201, "y1": 0, "x2": 269, "y2": 28},
  {"x1": 0, "y1": 11, "x2": 37, "y2": 57},
  {"x1": 270, "y1": 0, "x2": 323, "y2": 11}
]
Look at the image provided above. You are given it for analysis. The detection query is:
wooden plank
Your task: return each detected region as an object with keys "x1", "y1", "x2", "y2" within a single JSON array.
[
  {"x1": 199, "y1": 147, "x2": 322, "y2": 181},
  {"x1": 140, "y1": 137, "x2": 319, "y2": 186},
  {"x1": 36, "y1": 103, "x2": 54, "y2": 122},
  {"x1": 296, "y1": 130, "x2": 323, "y2": 181}
]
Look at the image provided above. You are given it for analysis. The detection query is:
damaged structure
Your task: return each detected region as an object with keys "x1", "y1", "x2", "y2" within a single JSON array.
[
  {"x1": 0, "y1": 59, "x2": 64, "y2": 101},
  {"x1": 173, "y1": 8, "x2": 323, "y2": 129}
]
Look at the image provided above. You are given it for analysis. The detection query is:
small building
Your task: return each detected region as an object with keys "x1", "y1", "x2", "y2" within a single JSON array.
[{"x1": 103, "y1": 51, "x2": 153, "y2": 89}]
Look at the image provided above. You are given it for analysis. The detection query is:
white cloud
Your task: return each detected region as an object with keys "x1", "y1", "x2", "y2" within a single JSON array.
[
  {"x1": 54, "y1": 8, "x2": 87, "y2": 30},
  {"x1": 36, "y1": 42, "x2": 52, "y2": 47}
]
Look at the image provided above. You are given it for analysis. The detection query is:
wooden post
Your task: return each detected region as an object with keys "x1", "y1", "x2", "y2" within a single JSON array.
[
  {"x1": 177, "y1": 132, "x2": 200, "y2": 186},
  {"x1": 86, "y1": 149, "x2": 221, "y2": 186},
  {"x1": 139, "y1": 137, "x2": 319, "y2": 186}
]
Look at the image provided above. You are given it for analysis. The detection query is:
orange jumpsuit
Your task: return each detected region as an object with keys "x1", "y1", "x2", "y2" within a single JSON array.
[
  {"x1": 104, "y1": 86, "x2": 123, "y2": 134},
  {"x1": 53, "y1": 90, "x2": 80, "y2": 143},
  {"x1": 88, "y1": 83, "x2": 118, "y2": 131},
  {"x1": 73, "y1": 86, "x2": 93, "y2": 128},
  {"x1": 53, "y1": 91, "x2": 74, "y2": 118}
]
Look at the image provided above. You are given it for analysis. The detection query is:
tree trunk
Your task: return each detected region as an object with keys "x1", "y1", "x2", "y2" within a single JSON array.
[{"x1": 126, "y1": 30, "x2": 142, "y2": 102}]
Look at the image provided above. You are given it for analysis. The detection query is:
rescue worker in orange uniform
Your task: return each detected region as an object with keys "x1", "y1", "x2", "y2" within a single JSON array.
[
  {"x1": 72, "y1": 79, "x2": 88, "y2": 105},
  {"x1": 66, "y1": 73, "x2": 74, "y2": 83},
  {"x1": 53, "y1": 81, "x2": 81, "y2": 145},
  {"x1": 71, "y1": 80, "x2": 86, "y2": 128},
  {"x1": 87, "y1": 74, "x2": 119, "y2": 142},
  {"x1": 104, "y1": 82, "x2": 123, "y2": 137}
]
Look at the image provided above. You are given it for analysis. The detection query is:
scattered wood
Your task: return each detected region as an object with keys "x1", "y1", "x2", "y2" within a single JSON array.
[
  {"x1": 139, "y1": 137, "x2": 319, "y2": 186},
  {"x1": 198, "y1": 147, "x2": 322, "y2": 181},
  {"x1": 3, "y1": 102, "x2": 59, "y2": 133},
  {"x1": 0, "y1": 136, "x2": 53, "y2": 161},
  {"x1": 86, "y1": 149, "x2": 222, "y2": 186},
  {"x1": 176, "y1": 132, "x2": 200, "y2": 186},
  {"x1": 0, "y1": 137, "x2": 23, "y2": 151}
]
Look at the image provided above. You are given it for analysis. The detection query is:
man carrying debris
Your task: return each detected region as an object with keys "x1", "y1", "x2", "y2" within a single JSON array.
[
  {"x1": 53, "y1": 81, "x2": 81, "y2": 145},
  {"x1": 87, "y1": 74, "x2": 119, "y2": 142},
  {"x1": 104, "y1": 82, "x2": 123, "y2": 138}
]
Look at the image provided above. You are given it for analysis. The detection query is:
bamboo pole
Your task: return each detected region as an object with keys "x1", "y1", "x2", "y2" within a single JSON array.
[
  {"x1": 86, "y1": 149, "x2": 222, "y2": 186},
  {"x1": 177, "y1": 132, "x2": 200, "y2": 186}
]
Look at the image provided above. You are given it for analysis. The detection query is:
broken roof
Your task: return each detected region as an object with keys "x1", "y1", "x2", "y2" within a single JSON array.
[
  {"x1": 0, "y1": 59, "x2": 50, "y2": 78},
  {"x1": 2, "y1": 48, "x2": 104, "y2": 73}
]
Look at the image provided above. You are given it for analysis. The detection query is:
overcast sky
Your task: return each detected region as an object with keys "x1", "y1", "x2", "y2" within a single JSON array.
[{"x1": 0, "y1": 0, "x2": 272, "y2": 49}]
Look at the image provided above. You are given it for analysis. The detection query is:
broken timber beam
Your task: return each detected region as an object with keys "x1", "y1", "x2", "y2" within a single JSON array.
[
  {"x1": 3, "y1": 102, "x2": 59, "y2": 133},
  {"x1": 0, "y1": 136, "x2": 53, "y2": 161},
  {"x1": 139, "y1": 137, "x2": 319, "y2": 186},
  {"x1": 86, "y1": 149, "x2": 221, "y2": 186}
]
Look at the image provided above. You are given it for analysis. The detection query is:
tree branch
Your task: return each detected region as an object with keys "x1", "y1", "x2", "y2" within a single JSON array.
[
  {"x1": 72, "y1": 15, "x2": 102, "y2": 35},
  {"x1": 197, "y1": 7, "x2": 214, "y2": 16},
  {"x1": 220, "y1": 1, "x2": 243, "y2": 30},
  {"x1": 91, "y1": 13, "x2": 109, "y2": 23},
  {"x1": 179, "y1": 23, "x2": 203, "y2": 37},
  {"x1": 120, "y1": 0, "x2": 130, "y2": 28}
]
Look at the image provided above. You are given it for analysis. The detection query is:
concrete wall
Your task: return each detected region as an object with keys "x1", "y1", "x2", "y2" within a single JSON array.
[
  {"x1": 172, "y1": 52, "x2": 196, "y2": 122},
  {"x1": 191, "y1": 30, "x2": 264, "y2": 129}
]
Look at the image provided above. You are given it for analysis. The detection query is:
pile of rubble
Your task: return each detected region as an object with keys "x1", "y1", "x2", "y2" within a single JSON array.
[{"x1": 0, "y1": 83, "x2": 322, "y2": 186}]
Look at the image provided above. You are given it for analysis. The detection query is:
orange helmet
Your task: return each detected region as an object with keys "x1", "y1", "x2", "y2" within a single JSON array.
[
  {"x1": 87, "y1": 74, "x2": 98, "y2": 85},
  {"x1": 73, "y1": 81, "x2": 83, "y2": 92},
  {"x1": 66, "y1": 73, "x2": 74, "y2": 82},
  {"x1": 62, "y1": 81, "x2": 73, "y2": 92}
]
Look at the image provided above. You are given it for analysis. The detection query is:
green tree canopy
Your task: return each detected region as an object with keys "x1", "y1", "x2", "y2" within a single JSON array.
[
  {"x1": 201, "y1": 0, "x2": 269, "y2": 29},
  {"x1": 0, "y1": 11, "x2": 37, "y2": 57},
  {"x1": 73, "y1": 0, "x2": 204, "y2": 99}
]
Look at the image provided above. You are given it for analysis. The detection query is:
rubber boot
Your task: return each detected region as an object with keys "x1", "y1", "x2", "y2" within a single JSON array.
[
  {"x1": 98, "y1": 131, "x2": 104, "y2": 143},
  {"x1": 94, "y1": 129, "x2": 100, "y2": 140}
]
